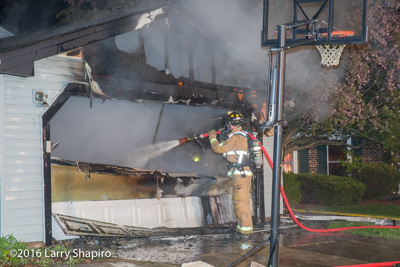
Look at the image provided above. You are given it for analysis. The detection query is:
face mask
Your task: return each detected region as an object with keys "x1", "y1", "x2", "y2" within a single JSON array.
[{"x1": 221, "y1": 123, "x2": 231, "y2": 141}]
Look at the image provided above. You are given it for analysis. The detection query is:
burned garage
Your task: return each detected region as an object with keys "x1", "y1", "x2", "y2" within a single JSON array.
[
  {"x1": 0, "y1": 0, "x2": 272, "y2": 248},
  {"x1": 3, "y1": 1, "x2": 398, "y2": 266}
]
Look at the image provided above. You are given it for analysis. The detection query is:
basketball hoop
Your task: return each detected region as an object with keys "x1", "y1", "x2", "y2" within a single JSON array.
[
  {"x1": 316, "y1": 44, "x2": 346, "y2": 67},
  {"x1": 316, "y1": 31, "x2": 354, "y2": 67}
]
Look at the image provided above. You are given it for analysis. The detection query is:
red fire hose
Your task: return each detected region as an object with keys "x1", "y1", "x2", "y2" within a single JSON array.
[
  {"x1": 194, "y1": 131, "x2": 400, "y2": 232},
  {"x1": 245, "y1": 133, "x2": 400, "y2": 267},
  {"x1": 196, "y1": 131, "x2": 400, "y2": 266},
  {"x1": 335, "y1": 262, "x2": 400, "y2": 267},
  {"x1": 199, "y1": 131, "x2": 222, "y2": 138},
  {"x1": 246, "y1": 133, "x2": 400, "y2": 233}
]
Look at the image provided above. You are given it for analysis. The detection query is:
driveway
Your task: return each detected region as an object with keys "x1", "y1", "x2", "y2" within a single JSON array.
[{"x1": 66, "y1": 220, "x2": 400, "y2": 266}]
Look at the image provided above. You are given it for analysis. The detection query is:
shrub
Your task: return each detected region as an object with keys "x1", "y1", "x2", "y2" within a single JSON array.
[
  {"x1": 352, "y1": 162, "x2": 400, "y2": 200},
  {"x1": 0, "y1": 234, "x2": 80, "y2": 266},
  {"x1": 339, "y1": 149, "x2": 364, "y2": 177},
  {"x1": 282, "y1": 172, "x2": 302, "y2": 206},
  {"x1": 296, "y1": 173, "x2": 366, "y2": 206},
  {"x1": 0, "y1": 234, "x2": 29, "y2": 265}
]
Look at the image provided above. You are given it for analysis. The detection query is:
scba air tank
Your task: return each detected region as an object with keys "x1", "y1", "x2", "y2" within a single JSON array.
[{"x1": 250, "y1": 139, "x2": 263, "y2": 169}]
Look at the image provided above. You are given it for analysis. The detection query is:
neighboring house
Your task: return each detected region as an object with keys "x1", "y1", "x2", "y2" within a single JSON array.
[
  {"x1": 283, "y1": 141, "x2": 383, "y2": 175},
  {"x1": 282, "y1": 151, "x2": 298, "y2": 174}
]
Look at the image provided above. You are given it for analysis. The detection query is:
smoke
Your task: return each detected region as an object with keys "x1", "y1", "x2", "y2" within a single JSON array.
[
  {"x1": 113, "y1": 0, "x2": 350, "y2": 123},
  {"x1": 182, "y1": 0, "x2": 267, "y2": 88},
  {"x1": 119, "y1": 140, "x2": 180, "y2": 168},
  {"x1": 115, "y1": 0, "x2": 268, "y2": 89},
  {"x1": 49, "y1": 0, "x2": 356, "y2": 176}
]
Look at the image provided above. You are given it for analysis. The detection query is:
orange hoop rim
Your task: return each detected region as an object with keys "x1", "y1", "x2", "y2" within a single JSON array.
[{"x1": 321, "y1": 30, "x2": 355, "y2": 38}]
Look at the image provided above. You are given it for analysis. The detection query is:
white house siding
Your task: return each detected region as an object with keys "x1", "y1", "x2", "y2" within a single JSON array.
[{"x1": 0, "y1": 53, "x2": 84, "y2": 242}]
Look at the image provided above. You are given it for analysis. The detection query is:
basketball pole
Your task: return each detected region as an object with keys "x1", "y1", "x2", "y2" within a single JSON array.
[
  {"x1": 269, "y1": 24, "x2": 286, "y2": 267},
  {"x1": 268, "y1": 20, "x2": 317, "y2": 267},
  {"x1": 262, "y1": 1, "x2": 368, "y2": 264}
]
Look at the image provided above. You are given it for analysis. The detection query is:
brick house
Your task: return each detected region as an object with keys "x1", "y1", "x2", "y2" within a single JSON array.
[{"x1": 283, "y1": 142, "x2": 383, "y2": 175}]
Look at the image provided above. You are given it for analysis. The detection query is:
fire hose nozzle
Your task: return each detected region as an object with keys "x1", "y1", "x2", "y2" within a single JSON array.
[
  {"x1": 179, "y1": 133, "x2": 200, "y2": 146},
  {"x1": 178, "y1": 131, "x2": 222, "y2": 146},
  {"x1": 191, "y1": 132, "x2": 199, "y2": 140},
  {"x1": 178, "y1": 137, "x2": 192, "y2": 146}
]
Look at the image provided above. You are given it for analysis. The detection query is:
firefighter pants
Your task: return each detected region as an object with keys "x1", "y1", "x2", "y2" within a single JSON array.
[{"x1": 231, "y1": 167, "x2": 253, "y2": 234}]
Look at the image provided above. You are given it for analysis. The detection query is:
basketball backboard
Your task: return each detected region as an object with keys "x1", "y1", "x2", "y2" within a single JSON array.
[{"x1": 262, "y1": 0, "x2": 368, "y2": 47}]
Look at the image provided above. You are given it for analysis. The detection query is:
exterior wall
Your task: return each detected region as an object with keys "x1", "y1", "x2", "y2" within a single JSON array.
[
  {"x1": 309, "y1": 148, "x2": 318, "y2": 173},
  {"x1": 296, "y1": 143, "x2": 384, "y2": 175},
  {"x1": 362, "y1": 144, "x2": 383, "y2": 163},
  {"x1": 0, "y1": 53, "x2": 84, "y2": 242}
]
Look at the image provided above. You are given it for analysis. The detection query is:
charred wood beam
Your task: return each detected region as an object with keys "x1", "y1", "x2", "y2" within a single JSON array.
[
  {"x1": 189, "y1": 37, "x2": 194, "y2": 83},
  {"x1": 138, "y1": 30, "x2": 146, "y2": 70},
  {"x1": 52, "y1": 158, "x2": 166, "y2": 178},
  {"x1": 212, "y1": 53, "x2": 216, "y2": 84},
  {"x1": 42, "y1": 83, "x2": 90, "y2": 124},
  {"x1": 43, "y1": 123, "x2": 52, "y2": 246},
  {"x1": 164, "y1": 30, "x2": 170, "y2": 73},
  {"x1": 42, "y1": 82, "x2": 91, "y2": 246},
  {"x1": 93, "y1": 76, "x2": 267, "y2": 111},
  {"x1": 77, "y1": 162, "x2": 166, "y2": 178}
]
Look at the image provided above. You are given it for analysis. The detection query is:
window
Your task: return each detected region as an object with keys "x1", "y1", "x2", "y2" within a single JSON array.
[
  {"x1": 283, "y1": 153, "x2": 293, "y2": 173},
  {"x1": 328, "y1": 146, "x2": 346, "y2": 175}
]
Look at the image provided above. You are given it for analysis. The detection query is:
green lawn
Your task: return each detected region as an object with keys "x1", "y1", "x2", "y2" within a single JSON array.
[
  {"x1": 302, "y1": 203, "x2": 400, "y2": 239},
  {"x1": 307, "y1": 204, "x2": 400, "y2": 219},
  {"x1": 327, "y1": 221, "x2": 400, "y2": 239}
]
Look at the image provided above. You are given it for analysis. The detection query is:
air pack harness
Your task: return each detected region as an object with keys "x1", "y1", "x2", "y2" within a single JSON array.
[{"x1": 227, "y1": 131, "x2": 263, "y2": 178}]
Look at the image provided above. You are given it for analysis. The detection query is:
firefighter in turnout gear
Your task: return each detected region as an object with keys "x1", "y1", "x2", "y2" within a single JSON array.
[{"x1": 208, "y1": 111, "x2": 253, "y2": 234}]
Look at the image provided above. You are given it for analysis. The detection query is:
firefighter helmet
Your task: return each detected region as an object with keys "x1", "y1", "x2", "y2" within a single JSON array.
[{"x1": 224, "y1": 111, "x2": 244, "y2": 126}]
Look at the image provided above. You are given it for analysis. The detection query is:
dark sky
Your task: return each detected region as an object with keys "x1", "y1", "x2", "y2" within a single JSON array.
[{"x1": 0, "y1": 0, "x2": 68, "y2": 34}]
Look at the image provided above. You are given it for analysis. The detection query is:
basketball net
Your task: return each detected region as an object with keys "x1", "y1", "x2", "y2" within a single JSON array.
[
  {"x1": 316, "y1": 31, "x2": 354, "y2": 67},
  {"x1": 316, "y1": 44, "x2": 346, "y2": 67}
]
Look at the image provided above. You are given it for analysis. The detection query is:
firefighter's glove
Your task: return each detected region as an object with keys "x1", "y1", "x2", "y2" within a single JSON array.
[
  {"x1": 208, "y1": 130, "x2": 217, "y2": 139},
  {"x1": 208, "y1": 130, "x2": 217, "y2": 144}
]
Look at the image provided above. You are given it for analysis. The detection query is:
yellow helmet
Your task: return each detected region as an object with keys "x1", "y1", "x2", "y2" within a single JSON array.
[{"x1": 224, "y1": 111, "x2": 244, "y2": 126}]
